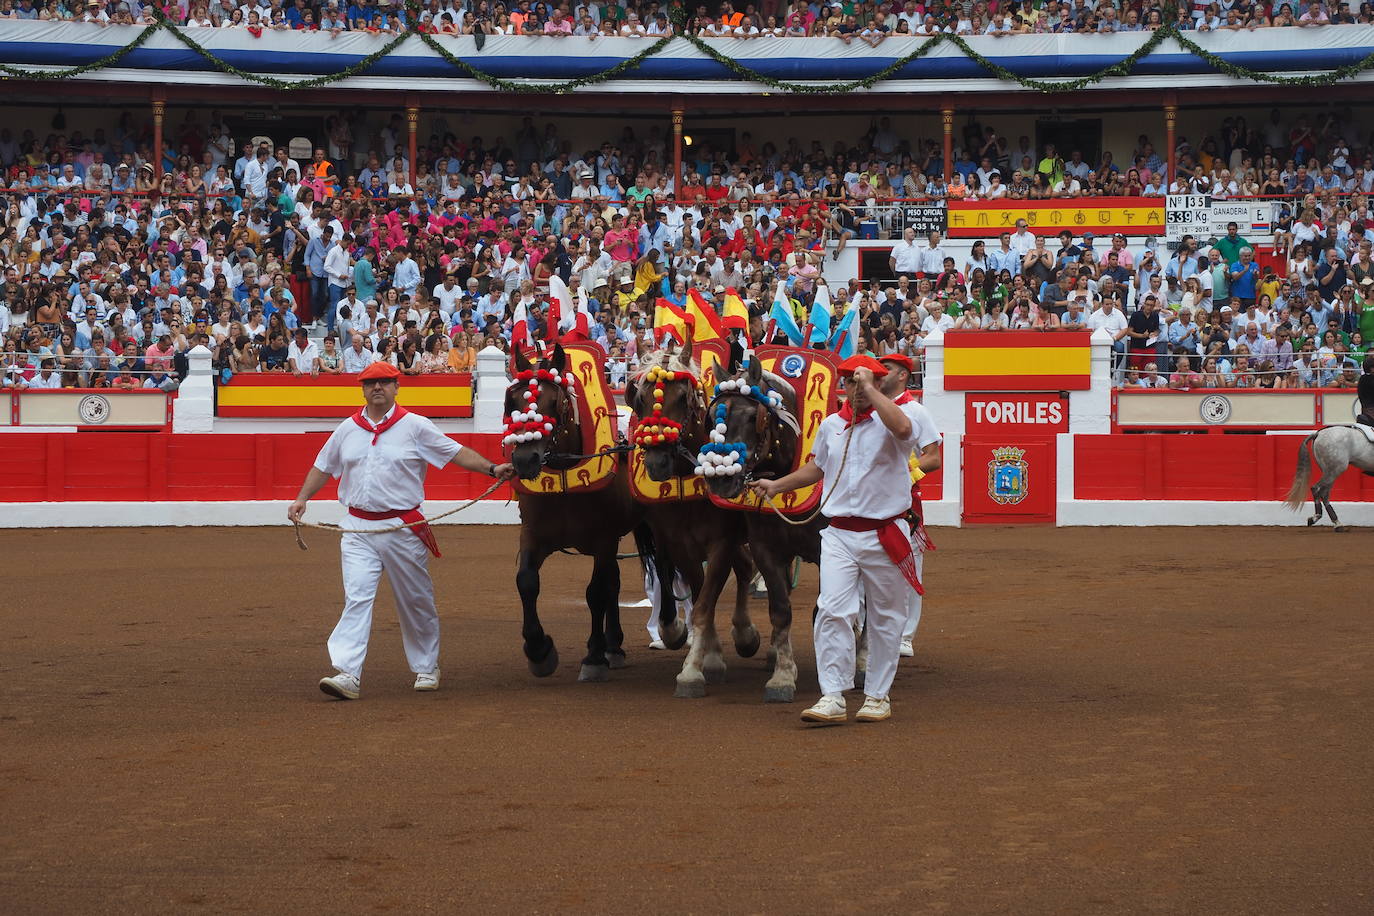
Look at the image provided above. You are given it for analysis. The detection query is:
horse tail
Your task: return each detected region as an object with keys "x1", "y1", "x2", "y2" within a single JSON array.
[
  {"x1": 631, "y1": 522, "x2": 657, "y2": 579},
  {"x1": 1283, "y1": 432, "x2": 1319, "y2": 511}
]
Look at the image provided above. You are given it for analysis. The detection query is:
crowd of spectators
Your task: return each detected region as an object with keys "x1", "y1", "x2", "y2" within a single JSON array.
[
  {"x1": 0, "y1": 105, "x2": 1372, "y2": 393},
  {"x1": 22, "y1": 0, "x2": 1374, "y2": 37}
]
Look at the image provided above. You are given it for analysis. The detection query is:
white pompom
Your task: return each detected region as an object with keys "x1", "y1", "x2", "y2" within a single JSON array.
[
  {"x1": 544, "y1": 422, "x2": 553, "y2": 432},
  {"x1": 703, "y1": 465, "x2": 716, "y2": 477},
  {"x1": 693, "y1": 465, "x2": 705, "y2": 476},
  {"x1": 715, "y1": 423, "x2": 727, "y2": 434},
  {"x1": 728, "y1": 450, "x2": 739, "y2": 462}
]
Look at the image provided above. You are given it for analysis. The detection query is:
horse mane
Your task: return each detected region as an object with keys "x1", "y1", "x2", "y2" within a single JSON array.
[
  {"x1": 631, "y1": 348, "x2": 702, "y2": 381},
  {"x1": 758, "y1": 368, "x2": 802, "y2": 437}
]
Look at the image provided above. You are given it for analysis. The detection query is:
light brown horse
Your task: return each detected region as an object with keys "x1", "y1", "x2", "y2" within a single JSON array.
[{"x1": 626, "y1": 337, "x2": 759, "y2": 697}]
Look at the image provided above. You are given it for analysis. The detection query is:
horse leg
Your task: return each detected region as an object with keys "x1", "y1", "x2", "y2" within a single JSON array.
[
  {"x1": 579, "y1": 547, "x2": 618, "y2": 682},
  {"x1": 1317, "y1": 476, "x2": 1346, "y2": 532},
  {"x1": 1307, "y1": 481, "x2": 1324, "y2": 527},
  {"x1": 756, "y1": 544, "x2": 798, "y2": 704},
  {"x1": 604, "y1": 554, "x2": 627, "y2": 669},
  {"x1": 729, "y1": 545, "x2": 761, "y2": 658},
  {"x1": 517, "y1": 546, "x2": 559, "y2": 678},
  {"x1": 655, "y1": 541, "x2": 689, "y2": 651},
  {"x1": 675, "y1": 544, "x2": 732, "y2": 698}
]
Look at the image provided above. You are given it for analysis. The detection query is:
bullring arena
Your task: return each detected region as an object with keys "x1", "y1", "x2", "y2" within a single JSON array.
[{"x1": 7, "y1": 12, "x2": 1374, "y2": 912}]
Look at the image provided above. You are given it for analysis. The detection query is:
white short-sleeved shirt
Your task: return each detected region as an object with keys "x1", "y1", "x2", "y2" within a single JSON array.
[
  {"x1": 813, "y1": 396, "x2": 935, "y2": 521},
  {"x1": 313, "y1": 407, "x2": 462, "y2": 512}
]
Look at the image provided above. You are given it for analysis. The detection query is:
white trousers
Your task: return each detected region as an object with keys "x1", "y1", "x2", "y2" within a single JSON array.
[
  {"x1": 815, "y1": 522, "x2": 910, "y2": 699},
  {"x1": 904, "y1": 543, "x2": 925, "y2": 641},
  {"x1": 644, "y1": 568, "x2": 693, "y2": 639},
  {"x1": 328, "y1": 516, "x2": 440, "y2": 679}
]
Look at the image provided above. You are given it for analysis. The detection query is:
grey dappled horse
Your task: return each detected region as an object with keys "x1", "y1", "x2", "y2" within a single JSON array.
[{"x1": 1283, "y1": 426, "x2": 1374, "y2": 531}]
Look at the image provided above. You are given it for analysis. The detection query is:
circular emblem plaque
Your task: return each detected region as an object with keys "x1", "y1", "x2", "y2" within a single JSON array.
[
  {"x1": 77, "y1": 394, "x2": 112, "y2": 425},
  {"x1": 1199, "y1": 394, "x2": 1232, "y2": 425},
  {"x1": 779, "y1": 353, "x2": 806, "y2": 379}
]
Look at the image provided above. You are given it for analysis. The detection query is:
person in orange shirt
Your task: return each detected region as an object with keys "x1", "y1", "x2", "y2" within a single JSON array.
[
  {"x1": 447, "y1": 329, "x2": 477, "y2": 373},
  {"x1": 719, "y1": 2, "x2": 744, "y2": 27},
  {"x1": 309, "y1": 148, "x2": 338, "y2": 199}
]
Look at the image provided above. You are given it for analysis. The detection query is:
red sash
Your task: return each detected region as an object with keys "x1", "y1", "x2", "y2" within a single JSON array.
[
  {"x1": 348, "y1": 506, "x2": 441, "y2": 558},
  {"x1": 827, "y1": 514, "x2": 924, "y2": 596},
  {"x1": 352, "y1": 405, "x2": 411, "y2": 445}
]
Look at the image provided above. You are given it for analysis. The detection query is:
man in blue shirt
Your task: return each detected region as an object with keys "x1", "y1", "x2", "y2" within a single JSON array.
[
  {"x1": 305, "y1": 226, "x2": 333, "y2": 326},
  {"x1": 1228, "y1": 246, "x2": 1260, "y2": 308}
]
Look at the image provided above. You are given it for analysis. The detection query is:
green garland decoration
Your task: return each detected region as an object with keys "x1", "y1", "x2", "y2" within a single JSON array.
[
  {"x1": 154, "y1": 13, "x2": 413, "y2": 90},
  {"x1": 0, "y1": 22, "x2": 158, "y2": 81},
  {"x1": 3, "y1": 4, "x2": 1374, "y2": 95},
  {"x1": 1172, "y1": 31, "x2": 1374, "y2": 85},
  {"x1": 415, "y1": 29, "x2": 674, "y2": 94}
]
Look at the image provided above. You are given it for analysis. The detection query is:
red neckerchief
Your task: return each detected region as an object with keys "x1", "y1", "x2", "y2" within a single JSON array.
[
  {"x1": 838, "y1": 388, "x2": 913, "y2": 428},
  {"x1": 352, "y1": 405, "x2": 410, "y2": 445}
]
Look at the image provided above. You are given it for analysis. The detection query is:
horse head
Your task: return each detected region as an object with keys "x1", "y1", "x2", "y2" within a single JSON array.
[
  {"x1": 505, "y1": 343, "x2": 578, "y2": 481},
  {"x1": 629, "y1": 337, "x2": 705, "y2": 482},
  {"x1": 701, "y1": 355, "x2": 801, "y2": 500}
]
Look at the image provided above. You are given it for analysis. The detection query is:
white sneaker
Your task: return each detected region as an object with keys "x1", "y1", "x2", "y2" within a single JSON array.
[
  {"x1": 648, "y1": 638, "x2": 666, "y2": 650},
  {"x1": 855, "y1": 695, "x2": 891, "y2": 722},
  {"x1": 319, "y1": 672, "x2": 360, "y2": 700},
  {"x1": 800, "y1": 694, "x2": 847, "y2": 724},
  {"x1": 414, "y1": 668, "x2": 440, "y2": 691},
  {"x1": 899, "y1": 639, "x2": 914, "y2": 658}
]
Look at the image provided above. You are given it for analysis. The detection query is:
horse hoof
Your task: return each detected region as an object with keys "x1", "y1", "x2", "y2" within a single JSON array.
[
  {"x1": 763, "y1": 685, "x2": 795, "y2": 703},
  {"x1": 1307, "y1": 517, "x2": 1318, "y2": 527},
  {"x1": 733, "y1": 625, "x2": 761, "y2": 659},
  {"x1": 703, "y1": 665, "x2": 727, "y2": 685},
  {"x1": 674, "y1": 678, "x2": 706, "y2": 699},
  {"x1": 854, "y1": 669, "x2": 866, "y2": 690},
  {"x1": 578, "y1": 664, "x2": 610, "y2": 682},
  {"x1": 527, "y1": 642, "x2": 559, "y2": 678},
  {"x1": 661, "y1": 619, "x2": 688, "y2": 651},
  {"x1": 606, "y1": 650, "x2": 628, "y2": 670},
  {"x1": 1334, "y1": 525, "x2": 1349, "y2": 533}
]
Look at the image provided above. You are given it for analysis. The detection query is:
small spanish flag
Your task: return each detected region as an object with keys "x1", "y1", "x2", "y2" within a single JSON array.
[
  {"x1": 722, "y1": 287, "x2": 750, "y2": 342},
  {"x1": 685, "y1": 289, "x2": 726, "y2": 344},
  {"x1": 654, "y1": 298, "x2": 690, "y2": 345}
]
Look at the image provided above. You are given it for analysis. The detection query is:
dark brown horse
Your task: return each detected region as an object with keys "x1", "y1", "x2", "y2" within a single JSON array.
[
  {"x1": 697, "y1": 355, "x2": 825, "y2": 703},
  {"x1": 506, "y1": 343, "x2": 644, "y2": 682},
  {"x1": 625, "y1": 338, "x2": 758, "y2": 697}
]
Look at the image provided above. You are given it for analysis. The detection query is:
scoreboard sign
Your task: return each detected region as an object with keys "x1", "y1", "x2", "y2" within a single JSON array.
[{"x1": 1166, "y1": 193, "x2": 1211, "y2": 243}]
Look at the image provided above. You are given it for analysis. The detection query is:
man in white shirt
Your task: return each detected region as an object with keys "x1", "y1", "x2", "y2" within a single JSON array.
[
  {"x1": 888, "y1": 227, "x2": 921, "y2": 279},
  {"x1": 392, "y1": 246, "x2": 422, "y2": 298},
  {"x1": 287, "y1": 327, "x2": 320, "y2": 377},
  {"x1": 288, "y1": 361, "x2": 515, "y2": 701},
  {"x1": 432, "y1": 273, "x2": 464, "y2": 318},
  {"x1": 242, "y1": 146, "x2": 272, "y2": 207},
  {"x1": 916, "y1": 230, "x2": 947, "y2": 278},
  {"x1": 340, "y1": 332, "x2": 375, "y2": 374},
  {"x1": 1087, "y1": 298, "x2": 1130, "y2": 380},
  {"x1": 324, "y1": 234, "x2": 353, "y2": 318},
  {"x1": 1010, "y1": 218, "x2": 1037, "y2": 255},
  {"x1": 28, "y1": 358, "x2": 62, "y2": 389},
  {"x1": 751, "y1": 354, "x2": 939, "y2": 725}
]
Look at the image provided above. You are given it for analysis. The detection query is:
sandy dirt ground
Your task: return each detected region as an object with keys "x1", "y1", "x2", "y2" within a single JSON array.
[{"x1": 1, "y1": 524, "x2": 1371, "y2": 915}]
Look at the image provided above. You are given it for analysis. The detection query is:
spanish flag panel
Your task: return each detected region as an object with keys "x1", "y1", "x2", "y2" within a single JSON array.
[
  {"x1": 942, "y1": 331, "x2": 1092, "y2": 391},
  {"x1": 216, "y1": 374, "x2": 474, "y2": 417}
]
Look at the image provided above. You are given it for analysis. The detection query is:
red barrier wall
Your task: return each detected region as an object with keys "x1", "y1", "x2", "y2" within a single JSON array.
[
  {"x1": 0, "y1": 432, "x2": 513, "y2": 503},
  {"x1": 0, "y1": 430, "x2": 944, "y2": 505},
  {"x1": 1074, "y1": 433, "x2": 1374, "y2": 502}
]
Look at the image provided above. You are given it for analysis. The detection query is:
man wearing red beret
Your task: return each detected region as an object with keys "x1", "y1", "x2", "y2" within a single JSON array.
[
  {"x1": 288, "y1": 359, "x2": 514, "y2": 700},
  {"x1": 878, "y1": 353, "x2": 943, "y2": 658},
  {"x1": 750, "y1": 353, "x2": 940, "y2": 725}
]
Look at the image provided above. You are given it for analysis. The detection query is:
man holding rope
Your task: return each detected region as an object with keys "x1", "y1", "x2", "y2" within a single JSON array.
[
  {"x1": 288, "y1": 361, "x2": 515, "y2": 700},
  {"x1": 749, "y1": 354, "x2": 940, "y2": 725}
]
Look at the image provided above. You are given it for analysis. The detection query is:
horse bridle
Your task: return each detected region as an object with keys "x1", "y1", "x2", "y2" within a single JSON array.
[
  {"x1": 637, "y1": 368, "x2": 709, "y2": 471},
  {"x1": 706, "y1": 385, "x2": 782, "y2": 478},
  {"x1": 506, "y1": 372, "x2": 580, "y2": 470}
]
